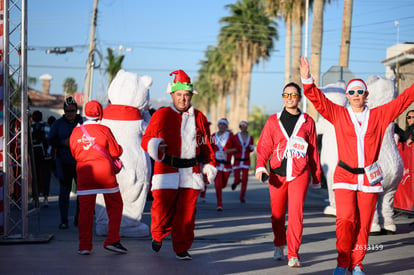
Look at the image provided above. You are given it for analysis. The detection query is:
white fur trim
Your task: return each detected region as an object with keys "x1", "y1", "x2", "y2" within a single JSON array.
[
  {"x1": 202, "y1": 164, "x2": 217, "y2": 185},
  {"x1": 147, "y1": 138, "x2": 164, "y2": 162},
  {"x1": 301, "y1": 76, "x2": 314, "y2": 84},
  {"x1": 151, "y1": 171, "x2": 204, "y2": 190},
  {"x1": 180, "y1": 107, "x2": 196, "y2": 159},
  {"x1": 255, "y1": 167, "x2": 267, "y2": 176},
  {"x1": 346, "y1": 80, "x2": 367, "y2": 92},
  {"x1": 77, "y1": 186, "x2": 119, "y2": 195}
]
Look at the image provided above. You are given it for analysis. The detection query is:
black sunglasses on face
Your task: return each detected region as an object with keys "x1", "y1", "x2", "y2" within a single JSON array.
[{"x1": 347, "y1": 89, "x2": 365, "y2": 96}]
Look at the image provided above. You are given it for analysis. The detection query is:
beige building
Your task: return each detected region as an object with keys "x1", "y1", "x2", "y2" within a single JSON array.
[{"x1": 382, "y1": 42, "x2": 414, "y2": 128}]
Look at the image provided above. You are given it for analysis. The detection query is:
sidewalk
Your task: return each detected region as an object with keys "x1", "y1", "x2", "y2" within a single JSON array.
[{"x1": 0, "y1": 175, "x2": 413, "y2": 274}]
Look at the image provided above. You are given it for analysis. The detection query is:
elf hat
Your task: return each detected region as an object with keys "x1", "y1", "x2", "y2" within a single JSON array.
[
  {"x1": 218, "y1": 118, "x2": 229, "y2": 126},
  {"x1": 239, "y1": 121, "x2": 248, "y2": 128},
  {"x1": 166, "y1": 69, "x2": 198, "y2": 94},
  {"x1": 85, "y1": 100, "x2": 103, "y2": 121},
  {"x1": 346, "y1": 78, "x2": 367, "y2": 94}
]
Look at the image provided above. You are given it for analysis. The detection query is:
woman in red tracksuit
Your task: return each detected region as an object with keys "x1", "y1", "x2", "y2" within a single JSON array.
[
  {"x1": 231, "y1": 121, "x2": 254, "y2": 203},
  {"x1": 70, "y1": 100, "x2": 126, "y2": 255},
  {"x1": 299, "y1": 56, "x2": 414, "y2": 275},
  {"x1": 255, "y1": 82, "x2": 321, "y2": 268},
  {"x1": 212, "y1": 118, "x2": 236, "y2": 211}
]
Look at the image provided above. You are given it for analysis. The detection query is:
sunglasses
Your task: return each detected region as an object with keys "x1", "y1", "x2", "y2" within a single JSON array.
[
  {"x1": 407, "y1": 116, "x2": 414, "y2": 119},
  {"x1": 347, "y1": 89, "x2": 365, "y2": 96},
  {"x1": 282, "y1": 93, "x2": 299, "y2": 99}
]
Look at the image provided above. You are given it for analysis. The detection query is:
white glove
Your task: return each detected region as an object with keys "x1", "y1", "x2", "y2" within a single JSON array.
[{"x1": 202, "y1": 164, "x2": 217, "y2": 185}]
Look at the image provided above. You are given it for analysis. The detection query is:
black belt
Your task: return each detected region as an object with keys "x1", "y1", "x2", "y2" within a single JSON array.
[
  {"x1": 236, "y1": 158, "x2": 249, "y2": 161},
  {"x1": 163, "y1": 154, "x2": 202, "y2": 169},
  {"x1": 216, "y1": 159, "x2": 231, "y2": 165},
  {"x1": 338, "y1": 160, "x2": 365, "y2": 174}
]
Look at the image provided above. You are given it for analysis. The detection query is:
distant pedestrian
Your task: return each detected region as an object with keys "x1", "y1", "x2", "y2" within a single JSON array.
[
  {"x1": 48, "y1": 97, "x2": 83, "y2": 230},
  {"x1": 212, "y1": 118, "x2": 236, "y2": 211},
  {"x1": 231, "y1": 121, "x2": 255, "y2": 203}
]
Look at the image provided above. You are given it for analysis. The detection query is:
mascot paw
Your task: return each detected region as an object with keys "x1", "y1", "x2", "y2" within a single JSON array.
[{"x1": 203, "y1": 164, "x2": 217, "y2": 185}]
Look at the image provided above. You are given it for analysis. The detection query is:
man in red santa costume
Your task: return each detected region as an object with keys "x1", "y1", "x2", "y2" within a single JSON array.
[
  {"x1": 212, "y1": 118, "x2": 236, "y2": 211},
  {"x1": 231, "y1": 121, "x2": 254, "y2": 203},
  {"x1": 70, "y1": 100, "x2": 126, "y2": 255},
  {"x1": 299, "y1": 56, "x2": 414, "y2": 275},
  {"x1": 141, "y1": 69, "x2": 217, "y2": 260}
]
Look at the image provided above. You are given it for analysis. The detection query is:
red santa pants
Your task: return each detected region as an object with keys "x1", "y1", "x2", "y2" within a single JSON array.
[
  {"x1": 268, "y1": 171, "x2": 309, "y2": 260},
  {"x1": 151, "y1": 188, "x2": 199, "y2": 254},
  {"x1": 78, "y1": 191, "x2": 123, "y2": 251},
  {"x1": 233, "y1": 168, "x2": 249, "y2": 201},
  {"x1": 215, "y1": 170, "x2": 231, "y2": 207},
  {"x1": 335, "y1": 189, "x2": 378, "y2": 270}
]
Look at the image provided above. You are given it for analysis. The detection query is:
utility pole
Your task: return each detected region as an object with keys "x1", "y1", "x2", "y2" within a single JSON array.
[{"x1": 83, "y1": 0, "x2": 99, "y2": 111}]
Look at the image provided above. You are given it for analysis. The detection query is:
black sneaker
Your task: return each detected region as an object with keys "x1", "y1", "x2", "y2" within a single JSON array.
[
  {"x1": 104, "y1": 241, "x2": 128, "y2": 254},
  {"x1": 231, "y1": 183, "x2": 237, "y2": 190},
  {"x1": 176, "y1": 251, "x2": 192, "y2": 260},
  {"x1": 152, "y1": 239, "x2": 162, "y2": 252}
]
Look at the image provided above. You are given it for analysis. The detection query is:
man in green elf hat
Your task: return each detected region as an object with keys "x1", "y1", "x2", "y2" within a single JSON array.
[{"x1": 142, "y1": 69, "x2": 217, "y2": 260}]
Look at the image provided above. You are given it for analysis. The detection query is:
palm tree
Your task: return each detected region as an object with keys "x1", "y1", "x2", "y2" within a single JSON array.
[
  {"x1": 106, "y1": 48, "x2": 125, "y2": 84},
  {"x1": 63, "y1": 77, "x2": 78, "y2": 96},
  {"x1": 339, "y1": 0, "x2": 353, "y2": 67},
  {"x1": 219, "y1": 0, "x2": 278, "y2": 131}
]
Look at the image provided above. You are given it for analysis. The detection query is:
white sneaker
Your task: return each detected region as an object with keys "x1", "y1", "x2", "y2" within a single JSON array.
[
  {"x1": 352, "y1": 264, "x2": 365, "y2": 275},
  {"x1": 273, "y1": 246, "x2": 284, "y2": 260},
  {"x1": 288, "y1": 257, "x2": 301, "y2": 267},
  {"x1": 323, "y1": 205, "x2": 336, "y2": 216}
]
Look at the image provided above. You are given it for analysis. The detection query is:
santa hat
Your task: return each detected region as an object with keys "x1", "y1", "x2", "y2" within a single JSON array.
[
  {"x1": 346, "y1": 78, "x2": 367, "y2": 93},
  {"x1": 218, "y1": 118, "x2": 229, "y2": 126},
  {"x1": 85, "y1": 100, "x2": 103, "y2": 121},
  {"x1": 239, "y1": 121, "x2": 248, "y2": 128},
  {"x1": 166, "y1": 69, "x2": 197, "y2": 94}
]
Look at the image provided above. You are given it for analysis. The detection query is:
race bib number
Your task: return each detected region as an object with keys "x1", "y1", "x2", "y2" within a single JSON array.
[
  {"x1": 365, "y1": 162, "x2": 383, "y2": 186},
  {"x1": 215, "y1": 151, "x2": 226, "y2": 160},
  {"x1": 289, "y1": 136, "x2": 308, "y2": 157}
]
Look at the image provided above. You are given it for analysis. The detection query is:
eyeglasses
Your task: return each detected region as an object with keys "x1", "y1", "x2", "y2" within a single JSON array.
[
  {"x1": 347, "y1": 89, "x2": 365, "y2": 96},
  {"x1": 282, "y1": 93, "x2": 299, "y2": 99},
  {"x1": 407, "y1": 116, "x2": 414, "y2": 119}
]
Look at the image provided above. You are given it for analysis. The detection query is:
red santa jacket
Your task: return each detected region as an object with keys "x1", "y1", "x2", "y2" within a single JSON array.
[
  {"x1": 302, "y1": 79, "x2": 414, "y2": 192},
  {"x1": 232, "y1": 133, "x2": 254, "y2": 170},
  {"x1": 141, "y1": 105, "x2": 215, "y2": 190},
  {"x1": 212, "y1": 131, "x2": 235, "y2": 172},
  {"x1": 256, "y1": 112, "x2": 321, "y2": 187},
  {"x1": 69, "y1": 121, "x2": 123, "y2": 195}
]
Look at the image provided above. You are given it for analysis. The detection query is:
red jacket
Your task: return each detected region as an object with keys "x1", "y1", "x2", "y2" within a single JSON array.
[
  {"x1": 256, "y1": 112, "x2": 321, "y2": 187},
  {"x1": 303, "y1": 79, "x2": 414, "y2": 192},
  {"x1": 232, "y1": 133, "x2": 254, "y2": 169},
  {"x1": 141, "y1": 105, "x2": 215, "y2": 190},
  {"x1": 70, "y1": 121, "x2": 123, "y2": 195}
]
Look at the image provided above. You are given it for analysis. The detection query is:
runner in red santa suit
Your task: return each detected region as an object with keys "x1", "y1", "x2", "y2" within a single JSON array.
[
  {"x1": 141, "y1": 69, "x2": 217, "y2": 261},
  {"x1": 255, "y1": 81, "x2": 321, "y2": 268},
  {"x1": 69, "y1": 100, "x2": 126, "y2": 255},
  {"x1": 299, "y1": 56, "x2": 414, "y2": 275},
  {"x1": 231, "y1": 121, "x2": 254, "y2": 203},
  {"x1": 212, "y1": 118, "x2": 236, "y2": 211}
]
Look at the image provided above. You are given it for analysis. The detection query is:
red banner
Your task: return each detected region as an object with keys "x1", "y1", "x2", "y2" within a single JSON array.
[{"x1": 394, "y1": 143, "x2": 414, "y2": 212}]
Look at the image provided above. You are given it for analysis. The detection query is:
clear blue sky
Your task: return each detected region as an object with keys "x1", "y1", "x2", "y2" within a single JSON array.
[{"x1": 28, "y1": 0, "x2": 414, "y2": 115}]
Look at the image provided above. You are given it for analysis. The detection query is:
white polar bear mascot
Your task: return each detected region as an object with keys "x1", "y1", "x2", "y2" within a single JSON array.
[
  {"x1": 95, "y1": 69, "x2": 153, "y2": 237},
  {"x1": 316, "y1": 81, "x2": 347, "y2": 217},
  {"x1": 366, "y1": 75, "x2": 403, "y2": 234}
]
